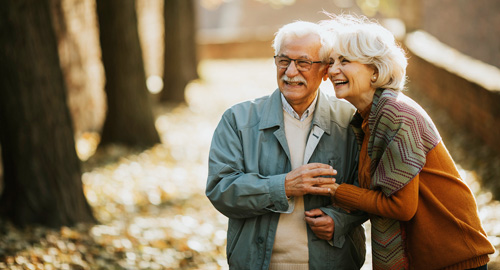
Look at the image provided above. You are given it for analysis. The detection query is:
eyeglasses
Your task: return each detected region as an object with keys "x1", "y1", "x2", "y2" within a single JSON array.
[{"x1": 274, "y1": 56, "x2": 324, "y2": 71}]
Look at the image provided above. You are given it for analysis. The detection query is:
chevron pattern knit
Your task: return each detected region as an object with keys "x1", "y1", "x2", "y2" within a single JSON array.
[
  {"x1": 368, "y1": 89, "x2": 441, "y2": 196},
  {"x1": 371, "y1": 216, "x2": 408, "y2": 270},
  {"x1": 350, "y1": 89, "x2": 441, "y2": 269}
]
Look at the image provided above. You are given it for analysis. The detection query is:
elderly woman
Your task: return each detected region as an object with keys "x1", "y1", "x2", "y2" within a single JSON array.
[{"x1": 320, "y1": 15, "x2": 494, "y2": 269}]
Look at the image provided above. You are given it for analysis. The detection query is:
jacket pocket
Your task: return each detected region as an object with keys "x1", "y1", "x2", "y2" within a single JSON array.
[{"x1": 328, "y1": 157, "x2": 344, "y2": 183}]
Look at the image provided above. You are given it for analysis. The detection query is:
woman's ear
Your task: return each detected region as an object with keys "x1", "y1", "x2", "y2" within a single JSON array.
[{"x1": 371, "y1": 69, "x2": 379, "y2": 82}]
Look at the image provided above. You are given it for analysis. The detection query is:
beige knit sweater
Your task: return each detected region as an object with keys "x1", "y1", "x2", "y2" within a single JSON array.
[{"x1": 269, "y1": 111, "x2": 312, "y2": 270}]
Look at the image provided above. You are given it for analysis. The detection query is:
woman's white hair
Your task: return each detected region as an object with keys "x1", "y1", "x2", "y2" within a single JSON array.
[
  {"x1": 320, "y1": 14, "x2": 408, "y2": 91},
  {"x1": 273, "y1": 21, "x2": 333, "y2": 63}
]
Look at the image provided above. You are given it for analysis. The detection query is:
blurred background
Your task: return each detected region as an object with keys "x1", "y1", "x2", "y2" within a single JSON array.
[{"x1": 0, "y1": 0, "x2": 499, "y2": 269}]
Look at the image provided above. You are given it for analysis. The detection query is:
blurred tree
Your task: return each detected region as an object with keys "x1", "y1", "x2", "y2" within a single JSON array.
[
  {"x1": 96, "y1": 0, "x2": 160, "y2": 147},
  {"x1": 0, "y1": 0, "x2": 96, "y2": 227},
  {"x1": 161, "y1": 0, "x2": 199, "y2": 103},
  {"x1": 50, "y1": 0, "x2": 107, "y2": 138}
]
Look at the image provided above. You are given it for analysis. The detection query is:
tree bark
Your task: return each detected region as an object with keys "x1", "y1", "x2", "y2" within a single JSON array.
[
  {"x1": 96, "y1": 0, "x2": 161, "y2": 148},
  {"x1": 0, "y1": 0, "x2": 96, "y2": 227},
  {"x1": 161, "y1": 0, "x2": 199, "y2": 103}
]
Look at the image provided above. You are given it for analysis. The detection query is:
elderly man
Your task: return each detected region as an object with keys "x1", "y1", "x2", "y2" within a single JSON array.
[{"x1": 206, "y1": 21, "x2": 366, "y2": 270}]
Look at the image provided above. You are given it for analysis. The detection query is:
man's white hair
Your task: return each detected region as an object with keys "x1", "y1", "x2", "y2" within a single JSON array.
[{"x1": 272, "y1": 21, "x2": 333, "y2": 62}]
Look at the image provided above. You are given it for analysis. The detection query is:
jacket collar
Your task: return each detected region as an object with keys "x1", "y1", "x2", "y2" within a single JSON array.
[
  {"x1": 259, "y1": 89, "x2": 285, "y2": 130},
  {"x1": 312, "y1": 89, "x2": 332, "y2": 135}
]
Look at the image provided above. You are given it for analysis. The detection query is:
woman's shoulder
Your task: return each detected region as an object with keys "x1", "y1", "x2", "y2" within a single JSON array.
[
  {"x1": 374, "y1": 90, "x2": 433, "y2": 124},
  {"x1": 378, "y1": 90, "x2": 421, "y2": 112},
  {"x1": 372, "y1": 89, "x2": 441, "y2": 146}
]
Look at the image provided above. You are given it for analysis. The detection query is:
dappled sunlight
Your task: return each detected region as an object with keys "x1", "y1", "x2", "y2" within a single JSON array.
[
  {"x1": 82, "y1": 143, "x2": 210, "y2": 221},
  {"x1": 75, "y1": 132, "x2": 100, "y2": 161},
  {"x1": 147, "y1": 75, "x2": 164, "y2": 94},
  {"x1": 1, "y1": 0, "x2": 498, "y2": 267},
  {"x1": 1, "y1": 59, "x2": 499, "y2": 269},
  {"x1": 405, "y1": 30, "x2": 500, "y2": 91}
]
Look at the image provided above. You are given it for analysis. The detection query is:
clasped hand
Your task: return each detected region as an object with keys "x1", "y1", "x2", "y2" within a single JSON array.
[
  {"x1": 284, "y1": 163, "x2": 339, "y2": 197},
  {"x1": 285, "y1": 163, "x2": 340, "y2": 241}
]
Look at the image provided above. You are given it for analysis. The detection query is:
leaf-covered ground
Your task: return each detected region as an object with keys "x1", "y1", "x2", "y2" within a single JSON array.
[{"x1": 1, "y1": 59, "x2": 499, "y2": 269}]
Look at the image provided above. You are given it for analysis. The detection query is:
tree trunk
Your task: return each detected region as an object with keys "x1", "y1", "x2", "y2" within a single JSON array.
[
  {"x1": 96, "y1": 0, "x2": 161, "y2": 148},
  {"x1": 0, "y1": 0, "x2": 96, "y2": 227},
  {"x1": 161, "y1": 0, "x2": 199, "y2": 103},
  {"x1": 49, "y1": 0, "x2": 107, "y2": 137}
]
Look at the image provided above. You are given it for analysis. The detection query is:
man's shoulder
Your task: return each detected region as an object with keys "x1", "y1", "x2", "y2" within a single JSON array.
[
  {"x1": 317, "y1": 92, "x2": 356, "y2": 128},
  {"x1": 327, "y1": 95, "x2": 356, "y2": 111},
  {"x1": 225, "y1": 93, "x2": 272, "y2": 116},
  {"x1": 221, "y1": 91, "x2": 276, "y2": 129},
  {"x1": 230, "y1": 94, "x2": 271, "y2": 110}
]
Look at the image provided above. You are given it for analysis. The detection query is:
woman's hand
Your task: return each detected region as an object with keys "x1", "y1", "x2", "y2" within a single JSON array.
[{"x1": 319, "y1": 183, "x2": 339, "y2": 197}]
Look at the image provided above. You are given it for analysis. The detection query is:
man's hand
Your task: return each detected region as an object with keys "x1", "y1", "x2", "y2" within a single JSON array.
[
  {"x1": 284, "y1": 163, "x2": 336, "y2": 197},
  {"x1": 304, "y1": 208, "x2": 334, "y2": 240}
]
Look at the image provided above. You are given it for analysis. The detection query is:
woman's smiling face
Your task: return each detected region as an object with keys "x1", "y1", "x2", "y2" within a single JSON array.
[{"x1": 328, "y1": 51, "x2": 377, "y2": 110}]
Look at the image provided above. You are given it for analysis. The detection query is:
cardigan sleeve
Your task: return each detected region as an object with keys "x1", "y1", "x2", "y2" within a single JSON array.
[{"x1": 334, "y1": 174, "x2": 419, "y2": 221}]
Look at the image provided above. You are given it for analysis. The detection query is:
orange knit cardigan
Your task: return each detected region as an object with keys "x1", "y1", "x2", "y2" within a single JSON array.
[{"x1": 334, "y1": 107, "x2": 495, "y2": 270}]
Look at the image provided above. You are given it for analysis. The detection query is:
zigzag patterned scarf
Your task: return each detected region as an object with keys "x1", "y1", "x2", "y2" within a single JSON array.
[{"x1": 351, "y1": 89, "x2": 441, "y2": 269}]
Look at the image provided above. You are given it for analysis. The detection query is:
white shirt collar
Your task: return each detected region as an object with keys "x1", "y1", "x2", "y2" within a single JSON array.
[{"x1": 281, "y1": 92, "x2": 318, "y2": 121}]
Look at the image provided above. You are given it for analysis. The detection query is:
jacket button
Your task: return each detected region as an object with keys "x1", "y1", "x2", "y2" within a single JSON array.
[{"x1": 257, "y1": 237, "x2": 264, "y2": 244}]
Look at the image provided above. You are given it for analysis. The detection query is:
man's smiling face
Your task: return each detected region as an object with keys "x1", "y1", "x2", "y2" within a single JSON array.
[{"x1": 276, "y1": 33, "x2": 327, "y2": 116}]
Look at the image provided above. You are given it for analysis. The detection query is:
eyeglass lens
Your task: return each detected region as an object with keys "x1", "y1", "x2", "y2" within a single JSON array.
[{"x1": 275, "y1": 56, "x2": 313, "y2": 71}]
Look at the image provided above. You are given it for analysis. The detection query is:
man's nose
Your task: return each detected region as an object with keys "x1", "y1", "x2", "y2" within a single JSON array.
[{"x1": 285, "y1": 60, "x2": 300, "y2": 76}]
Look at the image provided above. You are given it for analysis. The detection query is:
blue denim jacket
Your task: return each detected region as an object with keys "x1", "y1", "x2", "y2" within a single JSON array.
[{"x1": 206, "y1": 89, "x2": 367, "y2": 270}]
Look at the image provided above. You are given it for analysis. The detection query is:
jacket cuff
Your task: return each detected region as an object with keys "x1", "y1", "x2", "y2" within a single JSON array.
[
  {"x1": 319, "y1": 206, "x2": 347, "y2": 248},
  {"x1": 268, "y1": 174, "x2": 289, "y2": 212}
]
